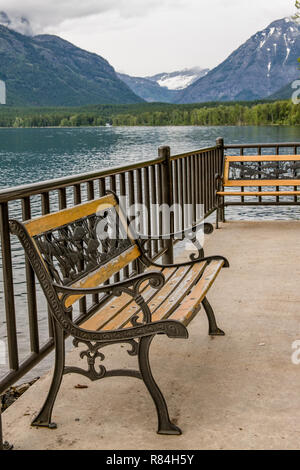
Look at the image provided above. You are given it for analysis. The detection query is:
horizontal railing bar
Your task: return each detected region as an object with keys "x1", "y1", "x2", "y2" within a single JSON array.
[
  {"x1": 170, "y1": 146, "x2": 218, "y2": 161},
  {"x1": 224, "y1": 143, "x2": 300, "y2": 150},
  {"x1": 0, "y1": 145, "x2": 221, "y2": 204},
  {"x1": 0, "y1": 156, "x2": 164, "y2": 203},
  {"x1": 224, "y1": 202, "x2": 300, "y2": 206}
]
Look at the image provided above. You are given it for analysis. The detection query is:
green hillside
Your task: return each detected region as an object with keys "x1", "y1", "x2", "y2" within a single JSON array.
[{"x1": 0, "y1": 25, "x2": 143, "y2": 106}]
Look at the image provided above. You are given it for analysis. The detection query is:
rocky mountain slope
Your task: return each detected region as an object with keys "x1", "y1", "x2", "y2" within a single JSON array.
[
  {"x1": 117, "y1": 72, "x2": 180, "y2": 102},
  {"x1": 177, "y1": 18, "x2": 300, "y2": 103},
  {"x1": 117, "y1": 67, "x2": 208, "y2": 103},
  {"x1": 0, "y1": 24, "x2": 143, "y2": 106},
  {"x1": 267, "y1": 81, "x2": 294, "y2": 100}
]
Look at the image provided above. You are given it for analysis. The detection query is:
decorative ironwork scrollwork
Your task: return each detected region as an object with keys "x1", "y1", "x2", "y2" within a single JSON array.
[
  {"x1": 229, "y1": 160, "x2": 300, "y2": 181},
  {"x1": 34, "y1": 209, "x2": 132, "y2": 285},
  {"x1": 64, "y1": 338, "x2": 140, "y2": 381},
  {"x1": 9, "y1": 219, "x2": 188, "y2": 342}
]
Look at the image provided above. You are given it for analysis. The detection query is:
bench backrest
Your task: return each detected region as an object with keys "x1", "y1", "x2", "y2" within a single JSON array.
[
  {"x1": 223, "y1": 155, "x2": 300, "y2": 187},
  {"x1": 18, "y1": 193, "x2": 140, "y2": 308}
]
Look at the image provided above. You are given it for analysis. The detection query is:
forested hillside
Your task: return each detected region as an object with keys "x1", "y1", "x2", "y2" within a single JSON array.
[{"x1": 0, "y1": 101, "x2": 299, "y2": 127}]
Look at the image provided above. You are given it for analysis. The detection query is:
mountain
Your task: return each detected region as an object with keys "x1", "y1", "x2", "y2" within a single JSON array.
[
  {"x1": 117, "y1": 67, "x2": 209, "y2": 103},
  {"x1": 267, "y1": 80, "x2": 296, "y2": 100},
  {"x1": 0, "y1": 24, "x2": 143, "y2": 106},
  {"x1": 147, "y1": 67, "x2": 209, "y2": 90},
  {"x1": 177, "y1": 18, "x2": 300, "y2": 103},
  {"x1": 117, "y1": 72, "x2": 180, "y2": 102}
]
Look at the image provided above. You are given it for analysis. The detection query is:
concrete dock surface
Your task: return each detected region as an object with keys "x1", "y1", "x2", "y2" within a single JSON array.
[{"x1": 2, "y1": 220, "x2": 300, "y2": 450}]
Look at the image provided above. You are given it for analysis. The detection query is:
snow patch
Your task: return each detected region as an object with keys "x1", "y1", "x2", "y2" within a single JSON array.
[
  {"x1": 157, "y1": 74, "x2": 199, "y2": 90},
  {"x1": 259, "y1": 39, "x2": 266, "y2": 48},
  {"x1": 284, "y1": 47, "x2": 291, "y2": 64}
]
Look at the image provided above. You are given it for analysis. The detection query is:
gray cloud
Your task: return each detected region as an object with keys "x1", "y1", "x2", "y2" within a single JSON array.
[
  {"x1": 0, "y1": 0, "x2": 293, "y2": 76},
  {"x1": 0, "y1": 0, "x2": 182, "y2": 34},
  {"x1": 0, "y1": 11, "x2": 34, "y2": 35}
]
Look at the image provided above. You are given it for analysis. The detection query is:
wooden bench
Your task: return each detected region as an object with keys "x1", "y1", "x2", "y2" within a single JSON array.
[
  {"x1": 9, "y1": 192, "x2": 229, "y2": 435},
  {"x1": 216, "y1": 155, "x2": 300, "y2": 228}
]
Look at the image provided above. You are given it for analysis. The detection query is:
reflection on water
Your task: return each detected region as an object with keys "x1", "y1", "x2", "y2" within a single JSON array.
[{"x1": 0, "y1": 125, "x2": 299, "y2": 381}]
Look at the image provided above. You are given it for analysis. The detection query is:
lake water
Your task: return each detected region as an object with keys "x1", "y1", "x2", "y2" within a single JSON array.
[
  {"x1": 0, "y1": 125, "x2": 299, "y2": 383},
  {"x1": 1, "y1": 125, "x2": 300, "y2": 190}
]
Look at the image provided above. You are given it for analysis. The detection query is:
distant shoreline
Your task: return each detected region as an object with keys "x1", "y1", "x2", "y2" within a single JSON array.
[
  {"x1": 0, "y1": 123, "x2": 296, "y2": 129},
  {"x1": 0, "y1": 100, "x2": 298, "y2": 127}
]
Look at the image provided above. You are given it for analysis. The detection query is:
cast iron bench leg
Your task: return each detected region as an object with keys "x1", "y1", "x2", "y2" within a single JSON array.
[
  {"x1": 31, "y1": 321, "x2": 65, "y2": 429},
  {"x1": 138, "y1": 335, "x2": 181, "y2": 435},
  {"x1": 202, "y1": 297, "x2": 225, "y2": 336}
]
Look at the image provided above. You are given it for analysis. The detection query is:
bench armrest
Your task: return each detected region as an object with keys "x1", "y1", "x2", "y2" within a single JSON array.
[
  {"x1": 135, "y1": 222, "x2": 214, "y2": 242},
  {"x1": 136, "y1": 224, "x2": 229, "y2": 269},
  {"x1": 141, "y1": 252, "x2": 229, "y2": 269},
  {"x1": 53, "y1": 270, "x2": 165, "y2": 298},
  {"x1": 54, "y1": 271, "x2": 166, "y2": 324}
]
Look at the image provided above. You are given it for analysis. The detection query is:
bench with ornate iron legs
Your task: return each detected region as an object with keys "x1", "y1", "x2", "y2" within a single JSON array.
[
  {"x1": 216, "y1": 154, "x2": 300, "y2": 228},
  {"x1": 10, "y1": 192, "x2": 229, "y2": 435}
]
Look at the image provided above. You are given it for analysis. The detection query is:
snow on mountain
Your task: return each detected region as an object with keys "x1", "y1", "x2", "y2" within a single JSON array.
[
  {"x1": 117, "y1": 72, "x2": 180, "y2": 102},
  {"x1": 147, "y1": 67, "x2": 209, "y2": 90},
  {"x1": 117, "y1": 67, "x2": 209, "y2": 102}
]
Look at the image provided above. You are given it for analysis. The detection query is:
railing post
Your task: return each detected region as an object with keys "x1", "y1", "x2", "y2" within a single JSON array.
[
  {"x1": 159, "y1": 146, "x2": 174, "y2": 264},
  {"x1": 216, "y1": 138, "x2": 225, "y2": 225},
  {"x1": 216, "y1": 137, "x2": 224, "y2": 168}
]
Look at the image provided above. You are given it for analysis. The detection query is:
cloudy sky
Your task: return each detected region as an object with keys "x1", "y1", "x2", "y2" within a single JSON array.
[{"x1": 0, "y1": 0, "x2": 296, "y2": 76}]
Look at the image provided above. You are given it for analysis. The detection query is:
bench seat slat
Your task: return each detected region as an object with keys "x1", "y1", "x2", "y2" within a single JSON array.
[
  {"x1": 81, "y1": 260, "x2": 218, "y2": 333},
  {"x1": 102, "y1": 266, "x2": 192, "y2": 331},
  {"x1": 150, "y1": 262, "x2": 207, "y2": 323},
  {"x1": 121, "y1": 262, "x2": 208, "y2": 328},
  {"x1": 168, "y1": 260, "x2": 224, "y2": 326},
  {"x1": 79, "y1": 267, "x2": 177, "y2": 331},
  {"x1": 217, "y1": 191, "x2": 300, "y2": 196}
]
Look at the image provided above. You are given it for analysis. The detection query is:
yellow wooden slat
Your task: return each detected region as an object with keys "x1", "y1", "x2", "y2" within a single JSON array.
[
  {"x1": 122, "y1": 262, "x2": 207, "y2": 328},
  {"x1": 102, "y1": 266, "x2": 192, "y2": 331},
  {"x1": 65, "y1": 244, "x2": 140, "y2": 308},
  {"x1": 223, "y1": 159, "x2": 230, "y2": 184},
  {"x1": 25, "y1": 194, "x2": 116, "y2": 236},
  {"x1": 225, "y1": 155, "x2": 300, "y2": 162},
  {"x1": 224, "y1": 180, "x2": 300, "y2": 187},
  {"x1": 79, "y1": 267, "x2": 177, "y2": 331},
  {"x1": 150, "y1": 261, "x2": 207, "y2": 323},
  {"x1": 168, "y1": 260, "x2": 224, "y2": 326},
  {"x1": 217, "y1": 191, "x2": 300, "y2": 196}
]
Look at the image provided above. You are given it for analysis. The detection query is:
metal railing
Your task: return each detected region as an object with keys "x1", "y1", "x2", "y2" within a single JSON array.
[
  {"x1": 223, "y1": 142, "x2": 300, "y2": 206},
  {"x1": 0, "y1": 138, "x2": 224, "y2": 447}
]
